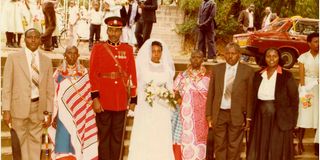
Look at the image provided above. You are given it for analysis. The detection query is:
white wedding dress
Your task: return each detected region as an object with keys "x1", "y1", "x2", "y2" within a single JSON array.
[{"x1": 128, "y1": 61, "x2": 175, "y2": 160}]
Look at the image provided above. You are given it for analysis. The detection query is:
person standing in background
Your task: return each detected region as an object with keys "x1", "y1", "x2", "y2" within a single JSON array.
[
  {"x1": 238, "y1": 4, "x2": 255, "y2": 33},
  {"x1": 41, "y1": 0, "x2": 57, "y2": 51},
  {"x1": 120, "y1": 0, "x2": 140, "y2": 46},
  {"x1": 88, "y1": 1, "x2": 103, "y2": 51},
  {"x1": 296, "y1": 32, "x2": 319, "y2": 155},
  {"x1": 1, "y1": 0, "x2": 30, "y2": 48},
  {"x1": 135, "y1": 0, "x2": 158, "y2": 49},
  {"x1": 68, "y1": 0, "x2": 80, "y2": 46},
  {"x1": 197, "y1": 0, "x2": 217, "y2": 62},
  {"x1": 261, "y1": 7, "x2": 277, "y2": 29}
]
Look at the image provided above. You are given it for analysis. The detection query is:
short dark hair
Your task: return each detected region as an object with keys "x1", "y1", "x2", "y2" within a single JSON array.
[
  {"x1": 24, "y1": 28, "x2": 40, "y2": 37},
  {"x1": 64, "y1": 45, "x2": 79, "y2": 55},
  {"x1": 151, "y1": 41, "x2": 163, "y2": 50},
  {"x1": 260, "y1": 48, "x2": 285, "y2": 67},
  {"x1": 191, "y1": 49, "x2": 203, "y2": 57},
  {"x1": 307, "y1": 32, "x2": 319, "y2": 43},
  {"x1": 225, "y1": 42, "x2": 241, "y2": 53}
]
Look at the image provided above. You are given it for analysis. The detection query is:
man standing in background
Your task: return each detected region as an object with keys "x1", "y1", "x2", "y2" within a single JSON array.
[
  {"x1": 197, "y1": 0, "x2": 217, "y2": 62},
  {"x1": 135, "y1": 0, "x2": 158, "y2": 50},
  {"x1": 261, "y1": 7, "x2": 277, "y2": 29},
  {"x1": 41, "y1": 0, "x2": 57, "y2": 51},
  {"x1": 238, "y1": 4, "x2": 255, "y2": 33},
  {"x1": 68, "y1": 0, "x2": 80, "y2": 46}
]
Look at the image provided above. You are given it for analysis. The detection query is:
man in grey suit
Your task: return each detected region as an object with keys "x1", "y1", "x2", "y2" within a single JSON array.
[
  {"x1": 206, "y1": 42, "x2": 254, "y2": 160},
  {"x1": 2, "y1": 28, "x2": 54, "y2": 160},
  {"x1": 197, "y1": 0, "x2": 217, "y2": 62},
  {"x1": 238, "y1": 4, "x2": 255, "y2": 33}
]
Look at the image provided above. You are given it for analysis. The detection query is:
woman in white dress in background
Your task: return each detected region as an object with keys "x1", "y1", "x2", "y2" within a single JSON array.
[
  {"x1": 128, "y1": 39, "x2": 175, "y2": 160},
  {"x1": 296, "y1": 32, "x2": 319, "y2": 155}
]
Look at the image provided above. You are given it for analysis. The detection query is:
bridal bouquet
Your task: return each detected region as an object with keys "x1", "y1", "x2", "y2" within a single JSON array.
[
  {"x1": 145, "y1": 81, "x2": 177, "y2": 108},
  {"x1": 300, "y1": 94, "x2": 313, "y2": 109}
]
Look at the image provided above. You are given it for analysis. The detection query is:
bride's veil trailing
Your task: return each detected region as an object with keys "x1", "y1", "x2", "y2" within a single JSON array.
[{"x1": 135, "y1": 39, "x2": 176, "y2": 92}]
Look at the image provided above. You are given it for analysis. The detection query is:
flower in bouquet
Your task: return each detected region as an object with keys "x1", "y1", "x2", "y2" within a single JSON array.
[
  {"x1": 144, "y1": 81, "x2": 177, "y2": 108},
  {"x1": 300, "y1": 94, "x2": 313, "y2": 109}
]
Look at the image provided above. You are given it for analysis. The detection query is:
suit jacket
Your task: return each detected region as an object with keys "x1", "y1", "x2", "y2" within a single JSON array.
[
  {"x1": 141, "y1": 0, "x2": 157, "y2": 23},
  {"x1": 206, "y1": 63, "x2": 254, "y2": 126},
  {"x1": 252, "y1": 69, "x2": 299, "y2": 131},
  {"x1": 120, "y1": 5, "x2": 132, "y2": 26},
  {"x1": 198, "y1": 0, "x2": 216, "y2": 30},
  {"x1": 2, "y1": 49, "x2": 54, "y2": 120},
  {"x1": 238, "y1": 9, "x2": 254, "y2": 28}
]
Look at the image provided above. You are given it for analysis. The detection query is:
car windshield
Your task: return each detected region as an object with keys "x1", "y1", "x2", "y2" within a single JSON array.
[
  {"x1": 261, "y1": 19, "x2": 287, "y2": 32},
  {"x1": 289, "y1": 19, "x2": 319, "y2": 35}
]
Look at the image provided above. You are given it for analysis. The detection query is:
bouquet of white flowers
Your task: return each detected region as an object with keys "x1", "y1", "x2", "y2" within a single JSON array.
[{"x1": 145, "y1": 81, "x2": 177, "y2": 108}]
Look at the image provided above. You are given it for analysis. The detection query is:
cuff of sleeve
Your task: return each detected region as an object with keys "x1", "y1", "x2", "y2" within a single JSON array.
[
  {"x1": 130, "y1": 96, "x2": 137, "y2": 105},
  {"x1": 91, "y1": 91, "x2": 100, "y2": 100}
]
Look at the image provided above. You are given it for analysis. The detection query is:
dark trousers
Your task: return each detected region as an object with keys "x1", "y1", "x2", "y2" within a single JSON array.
[
  {"x1": 213, "y1": 109, "x2": 243, "y2": 160},
  {"x1": 5, "y1": 32, "x2": 14, "y2": 46},
  {"x1": 135, "y1": 20, "x2": 154, "y2": 48},
  {"x1": 206, "y1": 128, "x2": 215, "y2": 160},
  {"x1": 135, "y1": 20, "x2": 144, "y2": 48},
  {"x1": 95, "y1": 110, "x2": 126, "y2": 160},
  {"x1": 198, "y1": 27, "x2": 216, "y2": 59},
  {"x1": 41, "y1": 2, "x2": 56, "y2": 50},
  {"x1": 89, "y1": 24, "x2": 101, "y2": 49}
]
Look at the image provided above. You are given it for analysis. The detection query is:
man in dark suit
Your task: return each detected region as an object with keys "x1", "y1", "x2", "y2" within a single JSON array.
[
  {"x1": 41, "y1": 0, "x2": 57, "y2": 51},
  {"x1": 206, "y1": 42, "x2": 254, "y2": 160},
  {"x1": 197, "y1": 0, "x2": 217, "y2": 62},
  {"x1": 238, "y1": 4, "x2": 255, "y2": 32},
  {"x1": 135, "y1": 0, "x2": 157, "y2": 49}
]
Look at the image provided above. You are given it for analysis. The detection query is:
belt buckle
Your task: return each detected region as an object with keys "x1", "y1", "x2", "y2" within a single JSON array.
[{"x1": 110, "y1": 72, "x2": 116, "y2": 79}]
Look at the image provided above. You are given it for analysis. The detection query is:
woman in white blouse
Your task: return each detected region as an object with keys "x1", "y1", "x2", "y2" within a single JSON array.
[
  {"x1": 247, "y1": 48, "x2": 299, "y2": 160},
  {"x1": 296, "y1": 32, "x2": 319, "y2": 155}
]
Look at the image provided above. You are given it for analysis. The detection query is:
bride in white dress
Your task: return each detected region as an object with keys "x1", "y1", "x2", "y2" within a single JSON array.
[{"x1": 128, "y1": 39, "x2": 175, "y2": 160}]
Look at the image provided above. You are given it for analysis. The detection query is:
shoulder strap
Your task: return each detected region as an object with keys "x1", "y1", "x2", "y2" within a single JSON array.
[{"x1": 102, "y1": 43, "x2": 127, "y2": 77}]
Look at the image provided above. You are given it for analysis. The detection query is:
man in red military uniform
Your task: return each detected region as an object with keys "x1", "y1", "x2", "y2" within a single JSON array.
[{"x1": 89, "y1": 16, "x2": 137, "y2": 160}]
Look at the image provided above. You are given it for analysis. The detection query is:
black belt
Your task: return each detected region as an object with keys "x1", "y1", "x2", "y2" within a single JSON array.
[
  {"x1": 220, "y1": 108, "x2": 231, "y2": 111},
  {"x1": 31, "y1": 97, "x2": 39, "y2": 102}
]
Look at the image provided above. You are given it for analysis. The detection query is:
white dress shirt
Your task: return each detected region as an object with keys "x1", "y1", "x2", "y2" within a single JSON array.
[
  {"x1": 258, "y1": 70, "x2": 277, "y2": 100},
  {"x1": 25, "y1": 48, "x2": 40, "y2": 99},
  {"x1": 220, "y1": 62, "x2": 239, "y2": 109},
  {"x1": 247, "y1": 9, "x2": 254, "y2": 28},
  {"x1": 89, "y1": 9, "x2": 103, "y2": 25}
]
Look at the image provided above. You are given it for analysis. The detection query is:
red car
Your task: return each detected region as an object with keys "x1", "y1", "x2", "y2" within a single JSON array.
[{"x1": 233, "y1": 17, "x2": 319, "y2": 68}]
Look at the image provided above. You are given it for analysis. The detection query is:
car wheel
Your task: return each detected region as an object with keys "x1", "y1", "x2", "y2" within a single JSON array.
[{"x1": 280, "y1": 48, "x2": 297, "y2": 69}]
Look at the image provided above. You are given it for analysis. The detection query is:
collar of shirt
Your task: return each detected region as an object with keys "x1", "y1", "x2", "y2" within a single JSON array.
[
  {"x1": 226, "y1": 61, "x2": 239, "y2": 73},
  {"x1": 25, "y1": 47, "x2": 39, "y2": 57},
  {"x1": 260, "y1": 65, "x2": 282, "y2": 74}
]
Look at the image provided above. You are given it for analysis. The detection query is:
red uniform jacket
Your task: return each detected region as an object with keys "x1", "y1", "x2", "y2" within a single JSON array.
[{"x1": 89, "y1": 42, "x2": 137, "y2": 111}]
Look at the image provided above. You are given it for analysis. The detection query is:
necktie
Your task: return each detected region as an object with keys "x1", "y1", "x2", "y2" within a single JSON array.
[
  {"x1": 31, "y1": 54, "x2": 39, "y2": 89},
  {"x1": 224, "y1": 67, "x2": 235, "y2": 100}
]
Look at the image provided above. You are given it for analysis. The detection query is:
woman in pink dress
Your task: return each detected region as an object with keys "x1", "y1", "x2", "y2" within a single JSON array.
[{"x1": 174, "y1": 50, "x2": 210, "y2": 160}]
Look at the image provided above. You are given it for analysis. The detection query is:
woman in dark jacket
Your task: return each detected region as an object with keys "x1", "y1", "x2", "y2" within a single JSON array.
[{"x1": 247, "y1": 48, "x2": 299, "y2": 160}]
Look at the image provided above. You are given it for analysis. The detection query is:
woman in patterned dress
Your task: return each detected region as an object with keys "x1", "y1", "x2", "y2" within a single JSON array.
[
  {"x1": 48, "y1": 46, "x2": 98, "y2": 160},
  {"x1": 173, "y1": 50, "x2": 210, "y2": 160}
]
